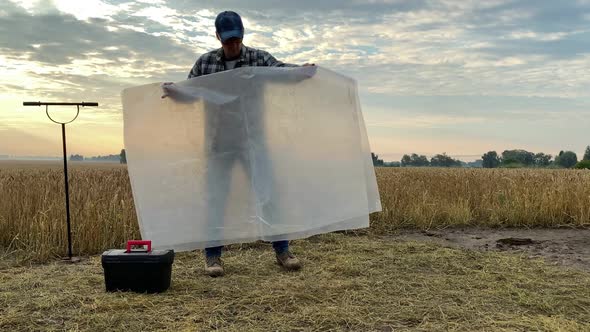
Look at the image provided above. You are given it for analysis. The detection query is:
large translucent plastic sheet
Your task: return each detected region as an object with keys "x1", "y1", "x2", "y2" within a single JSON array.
[{"x1": 122, "y1": 66, "x2": 381, "y2": 251}]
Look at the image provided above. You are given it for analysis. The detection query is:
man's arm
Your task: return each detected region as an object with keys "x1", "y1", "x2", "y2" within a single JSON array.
[
  {"x1": 188, "y1": 58, "x2": 202, "y2": 79},
  {"x1": 261, "y1": 51, "x2": 299, "y2": 67},
  {"x1": 262, "y1": 51, "x2": 315, "y2": 67}
]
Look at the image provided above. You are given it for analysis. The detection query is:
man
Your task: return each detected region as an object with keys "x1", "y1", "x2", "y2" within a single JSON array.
[{"x1": 162, "y1": 11, "x2": 314, "y2": 277}]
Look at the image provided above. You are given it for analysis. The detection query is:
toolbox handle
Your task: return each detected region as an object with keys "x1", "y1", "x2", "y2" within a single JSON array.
[{"x1": 126, "y1": 240, "x2": 152, "y2": 253}]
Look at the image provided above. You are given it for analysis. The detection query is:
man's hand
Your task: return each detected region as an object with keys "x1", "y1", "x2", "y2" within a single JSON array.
[{"x1": 161, "y1": 82, "x2": 174, "y2": 99}]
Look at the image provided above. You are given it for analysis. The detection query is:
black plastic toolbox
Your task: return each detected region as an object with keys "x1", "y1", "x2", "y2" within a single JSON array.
[{"x1": 101, "y1": 240, "x2": 174, "y2": 293}]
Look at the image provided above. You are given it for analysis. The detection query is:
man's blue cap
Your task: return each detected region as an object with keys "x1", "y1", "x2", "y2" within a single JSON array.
[{"x1": 215, "y1": 11, "x2": 244, "y2": 43}]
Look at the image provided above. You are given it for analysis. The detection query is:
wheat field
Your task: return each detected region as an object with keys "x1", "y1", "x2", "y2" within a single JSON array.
[
  {"x1": 0, "y1": 162, "x2": 138, "y2": 262},
  {"x1": 1, "y1": 162, "x2": 589, "y2": 262},
  {"x1": 372, "y1": 167, "x2": 590, "y2": 233}
]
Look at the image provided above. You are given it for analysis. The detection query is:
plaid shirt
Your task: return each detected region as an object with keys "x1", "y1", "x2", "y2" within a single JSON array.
[{"x1": 188, "y1": 45, "x2": 298, "y2": 79}]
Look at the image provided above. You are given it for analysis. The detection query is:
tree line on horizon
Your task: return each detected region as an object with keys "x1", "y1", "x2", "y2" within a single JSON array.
[
  {"x1": 372, "y1": 145, "x2": 590, "y2": 169},
  {"x1": 72, "y1": 147, "x2": 590, "y2": 169},
  {"x1": 69, "y1": 149, "x2": 127, "y2": 164}
]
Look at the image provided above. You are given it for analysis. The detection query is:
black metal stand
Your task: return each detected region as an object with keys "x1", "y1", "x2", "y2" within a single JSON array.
[{"x1": 23, "y1": 101, "x2": 98, "y2": 262}]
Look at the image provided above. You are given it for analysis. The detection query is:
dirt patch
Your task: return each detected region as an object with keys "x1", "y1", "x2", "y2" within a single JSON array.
[{"x1": 389, "y1": 227, "x2": 590, "y2": 272}]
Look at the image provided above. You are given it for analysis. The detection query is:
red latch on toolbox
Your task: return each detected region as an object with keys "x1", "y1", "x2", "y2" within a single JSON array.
[{"x1": 126, "y1": 240, "x2": 152, "y2": 253}]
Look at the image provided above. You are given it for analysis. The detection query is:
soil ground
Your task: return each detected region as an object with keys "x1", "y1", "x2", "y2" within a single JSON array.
[{"x1": 391, "y1": 227, "x2": 590, "y2": 272}]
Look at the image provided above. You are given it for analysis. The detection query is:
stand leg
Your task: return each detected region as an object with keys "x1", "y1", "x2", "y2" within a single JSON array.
[{"x1": 61, "y1": 123, "x2": 73, "y2": 259}]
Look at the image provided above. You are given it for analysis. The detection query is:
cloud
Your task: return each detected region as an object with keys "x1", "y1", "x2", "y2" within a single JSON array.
[
  {"x1": 163, "y1": 0, "x2": 429, "y2": 13},
  {"x1": 4, "y1": 0, "x2": 589, "y2": 99},
  {"x1": 1, "y1": 0, "x2": 589, "y2": 157}
]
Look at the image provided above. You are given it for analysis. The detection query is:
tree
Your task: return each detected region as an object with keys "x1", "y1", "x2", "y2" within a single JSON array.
[
  {"x1": 371, "y1": 152, "x2": 384, "y2": 166},
  {"x1": 120, "y1": 149, "x2": 127, "y2": 164},
  {"x1": 69, "y1": 154, "x2": 84, "y2": 161},
  {"x1": 87, "y1": 154, "x2": 119, "y2": 162},
  {"x1": 482, "y1": 151, "x2": 500, "y2": 168},
  {"x1": 430, "y1": 153, "x2": 461, "y2": 167},
  {"x1": 401, "y1": 154, "x2": 411, "y2": 167},
  {"x1": 410, "y1": 153, "x2": 430, "y2": 167},
  {"x1": 584, "y1": 146, "x2": 590, "y2": 161},
  {"x1": 501, "y1": 149, "x2": 534, "y2": 167},
  {"x1": 533, "y1": 153, "x2": 552, "y2": 167},
  {"x1": 554, "y1": 151, "x2": 578, "y2": 168},
  {"x1": 401, "y1": 153, "x2": 429, "y2": 167}
]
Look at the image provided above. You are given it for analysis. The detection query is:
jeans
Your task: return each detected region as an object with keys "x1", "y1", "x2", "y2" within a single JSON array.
[{"x1": 205, "y1": 240, "x2": 289, "y2": 258}]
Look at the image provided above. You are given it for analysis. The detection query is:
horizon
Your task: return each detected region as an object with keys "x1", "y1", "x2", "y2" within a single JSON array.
[
  {"x1": 2, "y1": 149, "x2": 586, "y2": 164},
  {"x1": 1, "y1": 1, "x2": 589, "y2": 160}
]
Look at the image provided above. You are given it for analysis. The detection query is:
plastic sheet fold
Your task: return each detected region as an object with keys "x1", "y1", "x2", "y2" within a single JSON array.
[{"x1": 122, "y1": 66, "x2": 381, "y2": 250}]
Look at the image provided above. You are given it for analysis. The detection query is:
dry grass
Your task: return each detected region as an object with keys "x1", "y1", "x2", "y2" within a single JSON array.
[
  {"x1": 1, "y1": 164, "x2": 590, "y2": 262},
  {"x1": 0, "y1": 160, "x2": 126, "y2": 170},
  {"x1": 0, "y1": 163, "x2": 138, "y2": 262},
  {"x1": 371, "y1": 167, "x2": 590, "y2": 233},
  {"x1": 1, "y1": 234, "x2": 589, "y2": 331}
]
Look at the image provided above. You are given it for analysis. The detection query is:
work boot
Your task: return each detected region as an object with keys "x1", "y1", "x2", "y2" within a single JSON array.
[
  {"x1": 276, "y1": 251, "x2": 302, "y2": 271},
  {"x1": 205, "y1": 256, "x2": 224, "y2": 277}
]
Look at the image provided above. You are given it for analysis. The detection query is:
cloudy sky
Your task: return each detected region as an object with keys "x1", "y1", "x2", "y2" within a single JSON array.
[{"x1": 1, "y1": 0, "x2": 589, "y2": 161}]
